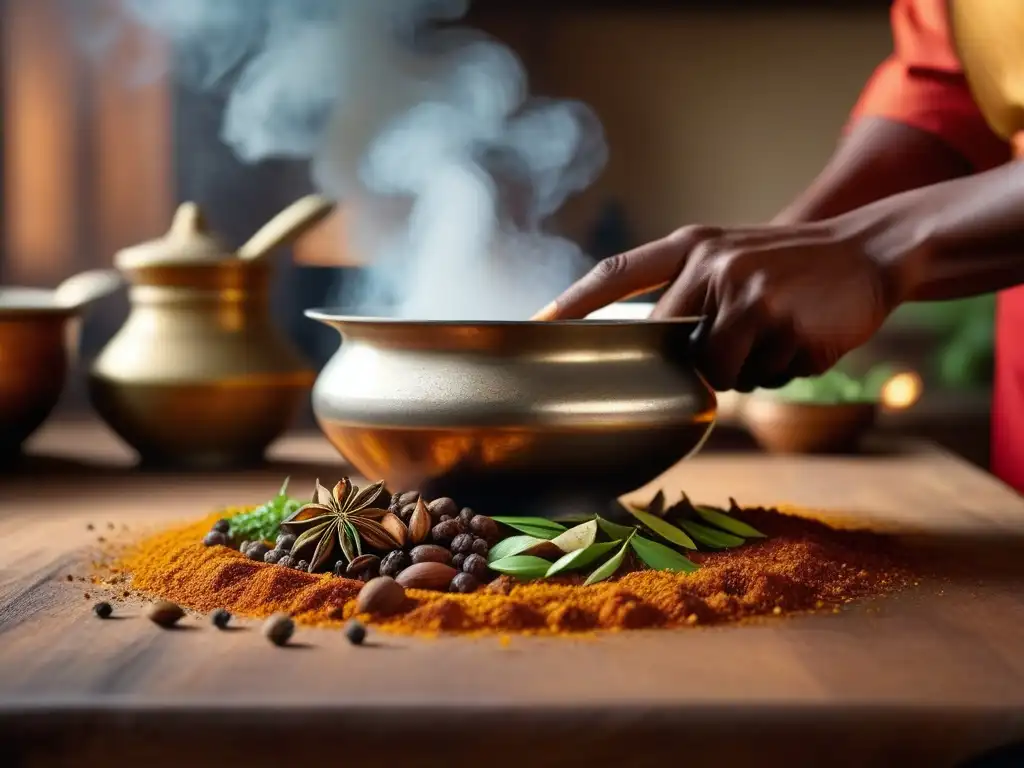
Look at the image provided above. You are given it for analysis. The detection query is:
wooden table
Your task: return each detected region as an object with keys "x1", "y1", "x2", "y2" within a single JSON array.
[{"x1": 3, "y1": 421, "x2": 1024, "y2": 768}]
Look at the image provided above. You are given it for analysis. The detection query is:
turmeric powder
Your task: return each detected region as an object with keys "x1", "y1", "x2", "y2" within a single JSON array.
[{"x1": 108, "y1": 505, "x2": 913, "y2": 637}]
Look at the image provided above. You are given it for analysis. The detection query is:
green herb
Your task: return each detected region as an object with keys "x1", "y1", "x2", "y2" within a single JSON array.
[
  {"x1": 228, "y1": 477, "x2": 302, "y2": 544},
  {"x1": 622, "y1": 505, "x2": 697, "y2": 550},
  {"x1": 488, "y1": 535, "x2": 545, "y2": 563},
  {"x1": 583, "y1": 535, "x2": 633, "y2": 586},
  {"x1": 678, "y1": 519, "x2": 745, "y2": 549},
  {"x1": 694, "y1": 505, "x2": 766, "y2": 539},
  {"x1": 596, "y1": 515, "x2": 636, "y2": 541},
  {"x1": 487, "y1": 555, "x2": 554, "y2": 580},
  {"x1": 630, "y1": 535, "x2": 699, "y2": 573},
  {"x1": 490, "y1": 516, "x2": 567, "y2": 539},
  {"x1": 546, "y1": 540, "x2": 622, "y2": 578}
]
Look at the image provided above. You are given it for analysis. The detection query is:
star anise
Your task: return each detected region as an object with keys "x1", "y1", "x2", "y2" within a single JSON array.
[{"x1": 280, "y1": 478, "x2": 401, "y2": 573}]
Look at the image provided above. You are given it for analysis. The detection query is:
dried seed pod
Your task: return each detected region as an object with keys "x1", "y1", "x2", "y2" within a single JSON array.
[
  {"x1": 146, "y1": 600, "x2": 184, "y2": 628},
  {"x1": 356, "y1": 576, "x2": 406, "y2": 615},
  {"x1": 345, "y1": 554, "x2": 382, "y2": 578},
  {"x1": 379, "y1": 549, "x2": 410, "y2": 578},
  {"x1": 396, "y1": 562, "x2": 458, "y2": 591},
  {"x1": 427, "y1": 497, "x2": 458, "y2": 520},
  {"x1": 408, "y1": 498, "x2": 432, "y2": 545},
  {"x1": 410, "y1": 544, "x2": 452, "y2": 565},
  {"x1": 380, "y1": 512, "x2": 409, "y2": 549},
  {"x1": 263, "y1": 613, "x2": 295, "y2": 647}
]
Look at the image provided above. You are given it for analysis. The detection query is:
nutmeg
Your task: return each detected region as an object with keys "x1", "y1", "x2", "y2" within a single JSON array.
[
  {"x1": 410, "y1": 544, "x2": 452, "y2": 565},
  {"x1": 356, "y1": 576, "x2": 406, "y2": 615},
  {"x1": 395, "y1": 562, "x2": 458, "y2": 591}
]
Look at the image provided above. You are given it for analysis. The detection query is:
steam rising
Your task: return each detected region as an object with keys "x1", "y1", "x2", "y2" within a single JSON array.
[{"x1": 105, "y1": 0, "x2": 607, "y2": 319}]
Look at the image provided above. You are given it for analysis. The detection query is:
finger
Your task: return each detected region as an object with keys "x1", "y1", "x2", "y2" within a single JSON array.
[
  {"x1": 693, "y1": 301, "x2": 759, "y2": 392},
  {"x1": 539, "y1": 227, "x2": 722, "y2": 320},
  {"x1": 734, "y1": 330, "x2": 799, "y2": 393},
  {"x1": 650, "y1": 245, "x2": 717, "y2": 320}
]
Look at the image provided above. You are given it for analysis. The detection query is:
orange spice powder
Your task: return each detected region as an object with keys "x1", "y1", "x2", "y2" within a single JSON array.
[{"x1": 110, "y1": 506, "x2": 915, "y2": 637}]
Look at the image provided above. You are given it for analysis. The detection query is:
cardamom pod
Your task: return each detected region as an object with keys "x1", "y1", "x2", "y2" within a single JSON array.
[{"x1": 408, "y1": 498, "x2": 432, "y2": 544}]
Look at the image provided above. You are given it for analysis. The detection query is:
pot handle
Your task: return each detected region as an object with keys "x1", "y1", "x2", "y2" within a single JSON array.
[
  {"x1": 237, "y1": 194, "x2": 336, "y2": 262},
  {"x1": 53, "y1": 269, "x2": 124, "y2": 310}
]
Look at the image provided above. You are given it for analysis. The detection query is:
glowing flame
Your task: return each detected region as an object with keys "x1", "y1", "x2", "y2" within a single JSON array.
[{"x1": 880, "y1": 371, "x2": 923, "y2": 411}]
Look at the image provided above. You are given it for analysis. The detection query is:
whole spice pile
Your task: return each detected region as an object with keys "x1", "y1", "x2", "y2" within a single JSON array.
[{"x1": 106, "y1": 477, "x2": 915, "y2": 637}]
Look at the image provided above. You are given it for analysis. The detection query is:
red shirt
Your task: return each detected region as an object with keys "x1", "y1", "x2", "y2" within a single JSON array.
[{"x1": 849, "y1": 0, "x2": 1024, "y2": 492}]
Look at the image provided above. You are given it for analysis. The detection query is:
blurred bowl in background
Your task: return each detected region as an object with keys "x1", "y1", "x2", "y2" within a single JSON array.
[{"x1": 742, "y1": 397, "x2": 877, "y2": 454}]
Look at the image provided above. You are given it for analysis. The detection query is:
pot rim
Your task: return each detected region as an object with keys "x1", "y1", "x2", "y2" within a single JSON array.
[
  {"x1": 304, "y1": 308, "x2": 703, "y2": 327},
  {"x1": 0, "y1": 288, "x2": 77, "y2": 319}
]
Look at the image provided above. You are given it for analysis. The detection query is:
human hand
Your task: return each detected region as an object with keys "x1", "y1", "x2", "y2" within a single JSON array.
[{"x1": 534, "y1": 219, "x2": 910, "y2": 392}]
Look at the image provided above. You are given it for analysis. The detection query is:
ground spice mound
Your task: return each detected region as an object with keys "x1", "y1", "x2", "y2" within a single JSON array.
[{"x1": 111, "y1": 506, "x2": 914, "y2": 636}]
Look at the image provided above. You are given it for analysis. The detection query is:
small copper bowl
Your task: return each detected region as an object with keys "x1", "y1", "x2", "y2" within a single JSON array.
[{"x1": 742, "y1": 397, "x2": 877, "y2": 454}]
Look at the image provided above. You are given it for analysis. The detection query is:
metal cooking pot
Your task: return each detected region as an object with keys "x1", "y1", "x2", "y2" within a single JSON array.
[
  {"x1": 0, "y1": 270, "x2": 122, "y2": 460},
  {"x1": 306, "y1": 311, "x2": 716, "y2": 517}
]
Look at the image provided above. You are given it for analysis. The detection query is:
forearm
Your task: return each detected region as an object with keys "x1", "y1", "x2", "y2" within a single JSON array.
[
  {"x1": 869, "y1": 159, "x2": 1024, "y2": 302},
  {"x1": 772, "y1": 118, "x2": 974, "y2": 226}
]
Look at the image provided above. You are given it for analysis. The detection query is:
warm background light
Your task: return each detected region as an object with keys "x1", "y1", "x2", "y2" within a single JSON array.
[{"x1": 880, "y1": 371, "x2": 923, "y2": 411}]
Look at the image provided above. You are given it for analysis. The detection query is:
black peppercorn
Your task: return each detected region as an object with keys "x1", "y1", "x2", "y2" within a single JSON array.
[
  {"x1": 439, "y1": 515, "x2": 453, "y2": 523},
  {"x1": 264, "y1": 549, "x2": 285, "y2": 564},
  {"x1": 93, "y1": 601, "x2": 113, "y2": 619},
  {"x1": 462, "y1": 553, "x2": 490, "y2": 582},
  {"x1": 431, "y1": 519, "x2": 462, "y2": 547},
  {"x1": 275, "y1": 533, "x2": 296, "y2": 553},
  {"x1": 452, "y1": 553, "x2": 467, "y2": 571},
  {"x1": 296, "y1": 560, "x2": 309, "y2": 572},
  {"x1": 203, "y1": 530, "x2": 227, "y2": 547},
  {"x1": 277, "y1": 555, "x2": 296, "y2": 569},
  {"x1": 450, "y1": 533, "x2": 475, "y2": 555},
  {"x1": 212, "y1": 519, "x2": 231, "y2": 534},
  {"x1": 263, "y1": 613, "x2": 294, "y2": 647},
  {"x1": 471, "y1": 537, "x2": 490, "y2": 557},
  {"x1": 345, "y1": 554, "x2": 382, "y2": 578},
  {"x1": 345, "y1": 619, "x2": 367, "y2": 646},
  {"x1": 211, "y1": 608, "x2": 232, "y2": 629},
  {"x1": 247, "y1": 542, "x2": 270, "y2": 562},
  {"x1": 239, "y1": 540, "x2": 251, "y2": 554},
  {"x1": 450, "y1": 572, "x2": 480, "y2": 594},
  {"x1": 459, "y1": 507, "x2": 476, "y2": 528},
  {"x1": 400, "y1": 503, "x2": 418, "y2": 520},
  {"x1": 469, "y1": 515, "x2": 501, "y2": 544},
  {"x1": 379, "y1": 550, "x2": 410, "y2": 578}
]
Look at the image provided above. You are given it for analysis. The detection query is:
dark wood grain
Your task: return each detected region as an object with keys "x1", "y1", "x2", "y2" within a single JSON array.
[{"x1": 2, "y1": 419, "x2": 1024, "y2": 767}]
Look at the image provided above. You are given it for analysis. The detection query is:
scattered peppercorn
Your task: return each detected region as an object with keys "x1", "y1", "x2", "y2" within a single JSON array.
[
  {"x1": 472, "y1": 537, "x2": 490, "y2": 557},
  {"x1": 264, "y1": 549, "x2": 285, "y2": 564},
  {"x1": 469, "y1": 515, "x2": 500, "y2": 544},
  {"x1": 263, "y1": 613, "x2": 294, "y2": 647},
  {"x1": 93, "y1": 601, "x2": 113, "y2": 619},
  {"x1": 275, "y1": 533, "x2": 296, "y2": 552},
  {"x1": 345, "y1": 620, "x2": 367, "y2": 646},
  {"x1": 462, "y1": 553, "x2": 490, "y2": 582},
  {"x1": 296, "y1": 560, "x2": 309, "y2": 572},
  {"x1": 431, "y1": 519, "x2": 461, "y2": 547},
  {"x1": 211, "y1": 609, "x2": 232, "y2": 629},
  {"x1": 277, "y1": 555, "x2": 296, "y2": 569},
  {"x1": 146, "y1": 600, "x2": 185, "y2": 628},
  {"x1": 379, "y1": 550, "x2": 410, "y2": 578},
  {"x1": 451, "y1": 533, "x2": 475, "y2": 555},
  {"x1": 212, "y1": 519, "x2": 230, "y2": 534},
  {"x1": 450, "y1": 572, "x2": 480, "y2": 594},
  {"x1": 65, "y1": 574, "x2": 74, "y2": 582},
  {"x1": 246, "y1": 542, "x2": 270, "y2": 562},
  {"x1": 203, "y1": 531, "x2": 227, "y2": 547}
]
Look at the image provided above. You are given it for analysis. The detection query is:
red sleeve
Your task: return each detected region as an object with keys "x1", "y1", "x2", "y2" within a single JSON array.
[{"x1": 848, "y1": 0, "x2": 1010, "y2": 172}]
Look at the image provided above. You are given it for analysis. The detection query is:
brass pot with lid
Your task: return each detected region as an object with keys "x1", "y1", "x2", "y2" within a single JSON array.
[{"x1": 89, "y1": 196, "x2": 332, "y2": 469}]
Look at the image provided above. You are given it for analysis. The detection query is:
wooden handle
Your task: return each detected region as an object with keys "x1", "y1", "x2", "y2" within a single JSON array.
[{"x1": 237, "y1": 195, "x2": 336, "y2": 262}]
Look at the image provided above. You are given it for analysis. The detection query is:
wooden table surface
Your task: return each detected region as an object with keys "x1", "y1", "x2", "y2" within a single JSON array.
[{"x1": 3, "y1": 421, "x2": 1024, "y2": 768}]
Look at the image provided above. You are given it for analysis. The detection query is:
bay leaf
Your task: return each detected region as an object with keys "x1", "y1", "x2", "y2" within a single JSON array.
[
  {"x1": 630, "y1": 534, "x2": 700, "y2": 573},
  {"x1": 546, "y1": 540, "x2": 621, "y2": 578},
  {"x1": 695, "y1": 505, "x2": 766, "y2": 539},
  {"x1": 488, "y1": 535, "x2": 546, "y2": 563},
  {"x1": 596, "y1": 515, "x2": 636, "y2": 541},
  {"x1": 490, "y1": 516, "x2": 567, "y2": 539},
  {"x1": 519, "y1": 540, "x2": 565, "y2": 560},
  {"x1": 583, "y1": 536, "x2": 632, "y2": 586},
  {"x1": 679, "y1": 519, "x2": 745, "y2": 549},
  {"x1": 622, "y1": 504, "x2": 697, "y2": 550},
  {"x1": 547, "y1": 519, "x2": 598, "y2": 553},
  {"x1": 487, "y1": 555, "x2": 554, "y2": 580}
]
